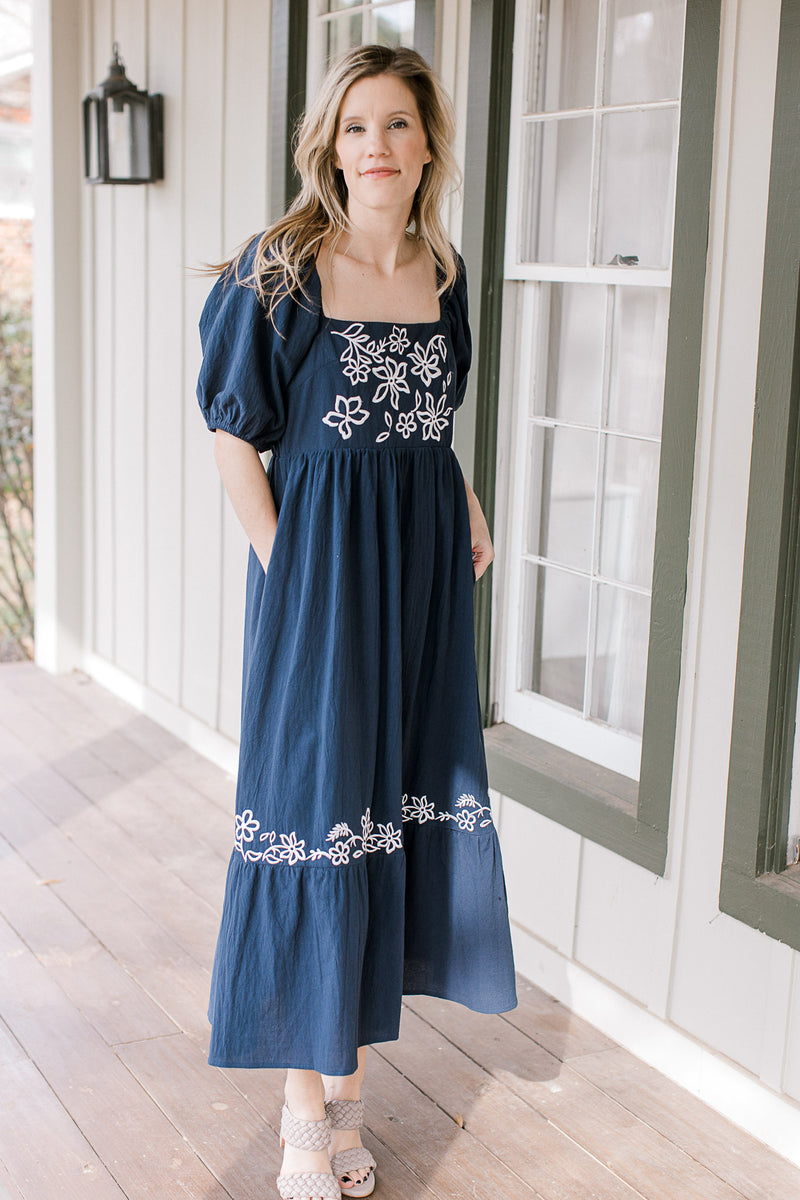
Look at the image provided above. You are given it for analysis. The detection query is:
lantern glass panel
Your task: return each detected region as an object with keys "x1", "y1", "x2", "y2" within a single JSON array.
[{"x1": 106, "y1": 93, "x2": 151, "y2": 181}]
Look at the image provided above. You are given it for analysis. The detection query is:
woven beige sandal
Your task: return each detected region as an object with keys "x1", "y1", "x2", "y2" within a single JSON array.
[
  {"x1": 277, "y1": 1104, "x2": 341, "y2": 1200},
  {"x1": 325, "y1": 1099, "x2": 377, "y2": 1198}
]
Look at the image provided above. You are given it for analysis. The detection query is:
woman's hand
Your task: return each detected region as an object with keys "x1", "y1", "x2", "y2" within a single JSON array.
[
  {"x1": 213, "y1": 430, "x2": 278, "y2": 574},
  {"x1": 464, "y1": 478, "x2": 495, "y2": 581}
]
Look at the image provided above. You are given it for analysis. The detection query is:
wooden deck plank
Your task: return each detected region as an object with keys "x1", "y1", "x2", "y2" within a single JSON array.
[
  {"x1": 116, "y1": 1033, "x2": 277, "y2": 1200},
  {"x1": 0, "y1": 915, "x2": 231, "y2": 1200},
  {"x1": 364, "y1": 1045, "x2": 540, "y2": 1199},
  {"x1": 0, "y1": 671, "x2": 235, "y2": 908},
  {"x1": 0, "y1": 782, "x2": 213, "y2": 1039},
  {"x1": 0, "y1": 834, "x2": 178, "y2": 1047},
  {"x1": 572, "y1": 1047, "x2": 800, "y2": 1200},
  {"x1": 379, "y1": 1004, "x2": 643, "y2": 1200},
  {"x1": 0, "y1": 748, "x2": 223, "y2": 969},
  {"x1": 10, "y1": 664, "x2": 236, "y2": 812},
  {"x1": 0, "y1": 1018, "x2": 29, "y2": 1071},
  {"x1": 0, "y1": 700, "x2": 231, "y2": 915},
  {"x1": 404, "y1": 995, "x2": 757, "y2": 1200},
  {"x1": 0, "y1": 1158, "x2": 25, "y2": 1199},
  {"x1": 500, "y1": 976, "x2": 617, "y2": 1060},
  {"x1": 0, "y1": 1058, "x2": 127, "y2": 1199}
]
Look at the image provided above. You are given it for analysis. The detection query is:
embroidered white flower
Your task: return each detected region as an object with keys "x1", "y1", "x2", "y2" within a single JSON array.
[
  {"x1": 277, "y1": 831, "x2": 306, "y2": 864},
  {"x1": 402, "y1": 793, "x2": 436, "y2": 823},
  {"x1": 387, "y1": 325, "x2": 410, "y2": 354},
  {"x1": 322, "y1": 394, "x2": 370, "y2": 440},
  {"x1": 409, "y1": 335, "x2": 445, "y2": 386},
  {"x1": 329, "y1": 841, "x2": 350, "y2": 865},
  {"x1": 372, "y1": 357, "x2": 410, "y2": 408},
  {"x1": 234, "y1": 809, "x2": 260, "y2": 851},
  {"x1": 396, "y1": 410, "x2": 418, "y2": 439},
  {"x1": 375, "y1": 823, "x2": 403, "y2": 852},
  {"x1": 417, "y1": 389, "x2": 453, "y2": 442}
]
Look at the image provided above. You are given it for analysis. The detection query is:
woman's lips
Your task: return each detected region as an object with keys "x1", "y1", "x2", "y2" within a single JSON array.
[{"x1": 361, "y1": 168, "x2": 398, "y2": 178}]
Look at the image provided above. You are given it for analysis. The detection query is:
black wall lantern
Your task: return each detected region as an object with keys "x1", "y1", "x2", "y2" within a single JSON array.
[{"x1": 83, "y1": 43, "x2": 164, "y2": 184}]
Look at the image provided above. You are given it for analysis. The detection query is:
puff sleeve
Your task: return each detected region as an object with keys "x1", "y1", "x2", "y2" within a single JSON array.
[
  {"x1": 196, "y1": 245, "x2": 286, "y2": 453},
  {"x1": 448, "y1": 252, "x2": 473, "y2": 411}
]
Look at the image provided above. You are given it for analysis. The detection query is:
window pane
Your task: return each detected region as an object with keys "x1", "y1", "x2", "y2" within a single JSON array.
[
  {"x1": 536, "y1": 283, "x2": 606, "y2": 423},
  {"x1": 605, "y1": 0, "x2": 685, "y2": 105},
  {"x1": 370, "y1": 1, "x2": 416, "y2": 47},
  {"x1": 523, "y1": 562, "x2": 589, "y2": 710},
  {"x1": 599, "y1": 434, "x2": 660, "y2": 588},
  {"x1": 607, "y1": 286, "x2": 668, "y2": 437},
  {"x1": 527, "y1": 0, "x2": 599, "y2": 113},
  {"x1": 527, "y1": 425, "x2": 597, "y2": 570},
  {"x1": 327, "y1": 0, "x2": 362, "y2": 9},
  {"x1": 326, "y1": 12, "x2": 363, "y2": 63},
  {"x1": 522, "y1": 116, "x2": 593, "y2": 264},
  {"x1": 591, "y1": 583, "x2": 650, "y2": 736},
  {"x1": 596, "y1": 107, "x2": 679, "y2": 269}
]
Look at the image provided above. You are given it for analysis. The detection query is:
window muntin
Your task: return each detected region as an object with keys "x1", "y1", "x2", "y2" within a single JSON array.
[
  {"x1": 308, "y1": 1, "x2": 422, "y2": 95},
  {"x1": 501, "y1": 0, "x2": 686, "y2": 780}
]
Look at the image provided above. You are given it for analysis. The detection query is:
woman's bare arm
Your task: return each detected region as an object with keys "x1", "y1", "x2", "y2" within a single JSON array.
[
  {"x1": 213, "y1": 429, "x2": 278, "y2": 573},
  {"x1": 464, "y1": 477, "x2": 495, "y2": 581}
]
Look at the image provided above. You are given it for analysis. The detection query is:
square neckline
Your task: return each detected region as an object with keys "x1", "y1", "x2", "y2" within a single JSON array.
[{"x1": 310, "y1": 258, "x2": 444, "y2": 328}]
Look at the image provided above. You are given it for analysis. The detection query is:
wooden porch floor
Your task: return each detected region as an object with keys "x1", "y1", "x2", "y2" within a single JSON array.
[{"x1": 1, "y1": 660, "x2": 798, "y2": 1200}]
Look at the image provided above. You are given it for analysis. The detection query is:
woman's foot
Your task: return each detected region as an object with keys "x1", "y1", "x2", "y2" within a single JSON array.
[
  {"x1": 328, "y1": 1120, "x2": 371, "y2": 1190},
  {"x1": 322, "y1": 1048, "x2": 376, "y2": 1196},
  {"x1": 278, "y1": 1072, "x2": 339, "y2": 1200},
  {"x1": 325, "y1": 1099, "x2": 376, "y2": 1195}
]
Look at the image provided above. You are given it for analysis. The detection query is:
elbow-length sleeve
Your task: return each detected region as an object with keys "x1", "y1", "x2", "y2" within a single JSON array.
[
  {"x1": 196, "y1": 247, "x2": 286, "y2": 453},
  {"x1": 447, "y1": 252, "x2": 473, "y2": 411}
]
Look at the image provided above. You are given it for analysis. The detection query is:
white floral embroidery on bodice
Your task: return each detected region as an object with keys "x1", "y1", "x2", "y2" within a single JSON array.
[{"x1": 322, "y1": 322, "x2": 454, "y2": 445}]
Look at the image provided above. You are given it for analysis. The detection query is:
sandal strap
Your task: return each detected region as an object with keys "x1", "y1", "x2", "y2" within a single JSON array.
[
  {"x1": 330, "y1": 1146, "x2": 377, "y2": 1177},
  {"x1": 280, "y1": 1105, "x2": 331, "y2": 1150},
  {"x1": 324, "y1": 1098, "x2": 364, "y2": 1130},
  {"x1": 276, "y1": 1171, "x2": 341, "y2": 1199}
]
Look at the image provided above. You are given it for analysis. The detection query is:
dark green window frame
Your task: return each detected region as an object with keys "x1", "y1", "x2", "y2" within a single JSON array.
[
  {"x1": 463, "y1": 0, "x2": 722, "y2": 875},
  {"x1": 720, "y1": 0, "x2": 800, "y2": 950}
]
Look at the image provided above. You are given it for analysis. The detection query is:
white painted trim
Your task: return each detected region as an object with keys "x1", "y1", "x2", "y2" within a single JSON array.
[
  {"x1": 511, "y1": 920, "x2": 800, "y2": 1169},
  {"x1": 505, "y1": 264, "x2": 670, "y2": 286},
  {"x1": 82, "y1": 651, "x2": 240, "y2": 778},
  {"x1": 32, "y1": 0, "x2": 84, "y2": 673}
]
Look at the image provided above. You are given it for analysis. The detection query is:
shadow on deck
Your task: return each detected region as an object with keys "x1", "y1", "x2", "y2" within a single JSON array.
[{"x1": 0, "y1": 661, "x2": 798, "y2": 1200}]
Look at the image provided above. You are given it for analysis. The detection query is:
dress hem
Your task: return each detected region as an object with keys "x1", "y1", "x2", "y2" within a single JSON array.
[{"x1": 206, "y1": 985, "x2": 518, "y2": 1073}]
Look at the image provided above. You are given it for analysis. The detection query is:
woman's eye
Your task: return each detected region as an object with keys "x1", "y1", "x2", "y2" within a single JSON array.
[
  {"x1": 344, "y1": 123, "x2": 364, "y2": 134},
  {"x1": 389, "y1": 119, "x2": 408, "y2": 129}
]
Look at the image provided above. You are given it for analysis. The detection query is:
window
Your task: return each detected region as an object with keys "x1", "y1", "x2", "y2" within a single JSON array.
[
  {"x1": 472, "y1": 0, "x2": 722, "y2": 871},
  {"x1": 721, "y1": 0, "x2": 800, "y2": 948},
  {"x1": 501, "y1": 0, "x2": 685, "y2": 781},
  {"x1": 307, "y1": 1, "x2": 436, "y2": 96}
]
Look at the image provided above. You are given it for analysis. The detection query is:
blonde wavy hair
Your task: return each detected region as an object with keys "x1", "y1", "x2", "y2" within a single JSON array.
[{"x1": 220, "y1": 44, "x2": 462, "y2": 324}]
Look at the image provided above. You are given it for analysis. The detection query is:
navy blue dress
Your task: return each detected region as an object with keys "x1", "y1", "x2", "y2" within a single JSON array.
[{"x1": 197, "y1": 236, "x2": 517, "y2": 1075}]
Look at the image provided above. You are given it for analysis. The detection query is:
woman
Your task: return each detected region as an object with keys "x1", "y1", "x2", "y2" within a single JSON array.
[{"x1": 197, "y1": 44, "x2": 517, "y2": 1200}]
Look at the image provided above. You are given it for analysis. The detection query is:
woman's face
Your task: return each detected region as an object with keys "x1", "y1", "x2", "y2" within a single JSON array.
[{"x1": 333, "y1": 73, "x2": 432, "y2": 219}]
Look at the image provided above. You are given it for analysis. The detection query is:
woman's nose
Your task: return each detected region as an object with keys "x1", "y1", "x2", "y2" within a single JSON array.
[{"x1": 365, "y1": 126, "x2": 389, "y2": 155}]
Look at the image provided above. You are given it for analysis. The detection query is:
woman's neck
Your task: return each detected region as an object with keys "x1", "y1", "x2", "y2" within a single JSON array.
[{"x1": 336, "y1": 204, "x2": 418, "y2": 277}]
